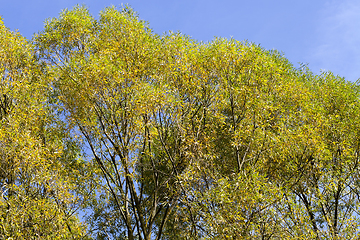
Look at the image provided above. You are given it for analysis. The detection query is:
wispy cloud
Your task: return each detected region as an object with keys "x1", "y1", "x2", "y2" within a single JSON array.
[{"x1": 311, "y1": 0, "x2": 360, "y2": 81}]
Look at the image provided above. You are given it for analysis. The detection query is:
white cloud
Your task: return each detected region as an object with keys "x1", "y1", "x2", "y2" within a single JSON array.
[{"x1": 311, "y1": 0, "x2": 360, "y2": 81}]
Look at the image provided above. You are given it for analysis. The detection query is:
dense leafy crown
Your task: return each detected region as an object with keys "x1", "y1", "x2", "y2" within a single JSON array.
[{"x1": 1, "y1": 6, "x2": 360, "y2": 240}]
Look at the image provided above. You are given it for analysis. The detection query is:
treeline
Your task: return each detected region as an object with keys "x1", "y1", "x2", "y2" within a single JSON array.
[{"x1": 1, "y1": 5, "x2": 360, "y2": 240}]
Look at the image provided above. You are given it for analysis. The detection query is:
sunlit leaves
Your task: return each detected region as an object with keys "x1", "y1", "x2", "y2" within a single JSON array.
[
  {"x1": 0, "y1": 17, "x2": 87, "y2": 239},
  {"x1": 3, "y1": 4, "x2": 360, "y2": 239}
]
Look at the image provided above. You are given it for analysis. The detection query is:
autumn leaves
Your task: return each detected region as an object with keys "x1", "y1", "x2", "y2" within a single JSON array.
[{"x1": 1, "y1": 5, "x2": 360, "y2": 239}]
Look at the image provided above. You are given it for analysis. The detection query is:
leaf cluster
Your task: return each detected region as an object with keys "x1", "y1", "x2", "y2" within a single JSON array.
[{"x1": 2, "y1": 5, "x2": 360, "y2": 240}]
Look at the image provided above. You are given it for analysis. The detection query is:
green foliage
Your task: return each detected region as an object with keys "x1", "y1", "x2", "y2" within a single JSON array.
[
  {"x1": 0, "y1": 17, "x2": 88, "y2": 239},
  {"x1": 2, "y1": 5, "x2": 360, "y2": 239}
]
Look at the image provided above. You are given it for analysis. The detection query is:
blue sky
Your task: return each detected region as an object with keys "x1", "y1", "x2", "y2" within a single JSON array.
[{"x1": 1, "y1": 0, "x2": 360, "y2": 82}]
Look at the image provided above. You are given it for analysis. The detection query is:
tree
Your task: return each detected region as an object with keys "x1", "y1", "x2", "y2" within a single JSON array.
[
  {"x1": 0, "y1": 17, "x2": 88, "y2": 239},
  {"x1": 2, "y1": 4, "x2": 360, "y2": 239},
  {"x1": 35, "y1": 6, "x2": 192, "y2": 240}
]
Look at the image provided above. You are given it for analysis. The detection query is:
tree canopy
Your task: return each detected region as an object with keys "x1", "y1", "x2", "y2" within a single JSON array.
[{"x1": 1, "y1": 5, "x2": 360, "y2": 240}]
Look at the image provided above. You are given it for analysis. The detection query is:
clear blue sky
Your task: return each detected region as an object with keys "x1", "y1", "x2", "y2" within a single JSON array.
[{"x1": 1, "y1": 0, "x2": 360, "y2": 82}]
